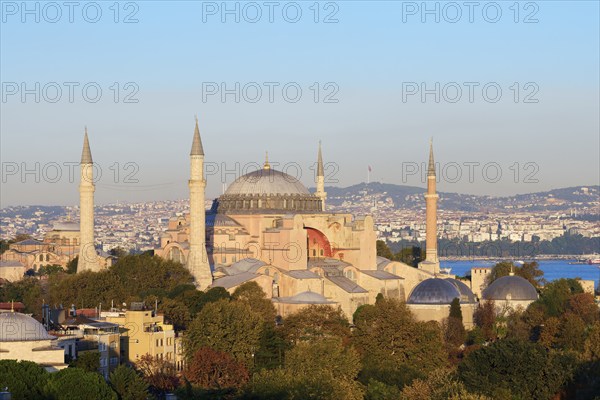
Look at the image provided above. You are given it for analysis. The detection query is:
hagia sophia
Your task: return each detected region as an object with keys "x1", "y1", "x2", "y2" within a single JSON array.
[{"x1": 1, "y1": 119, "x2": 542, "y2": 324}]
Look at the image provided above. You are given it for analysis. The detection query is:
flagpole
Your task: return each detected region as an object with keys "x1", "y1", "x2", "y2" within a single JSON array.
[{"x1": 367, "y1": 167, "x2": 370, "y2": 185}]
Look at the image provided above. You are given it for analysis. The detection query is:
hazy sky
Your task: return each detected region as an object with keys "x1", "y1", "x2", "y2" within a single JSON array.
[{"x1": 1, "y1": 1, "x2": 599, "y2": 206}]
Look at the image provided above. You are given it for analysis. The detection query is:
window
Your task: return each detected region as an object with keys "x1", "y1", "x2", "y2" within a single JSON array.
[
  {"x1": 39, "y1": 254, "x2": 43, "y2": 261},
  {"x1": 110, "y1": 357, "x2": 118, "y2": 365},
  {"x1": 46, "y1": 254, "x2": 50, "y2": 262}
]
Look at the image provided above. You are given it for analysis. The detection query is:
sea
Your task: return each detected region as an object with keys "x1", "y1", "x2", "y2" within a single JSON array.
[{"x1": 441, "y1": 259, "x2": 600, "y2": 290}]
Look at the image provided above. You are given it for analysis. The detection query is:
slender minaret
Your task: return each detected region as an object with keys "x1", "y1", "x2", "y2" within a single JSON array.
[
  {"x1": 315, "y1": 141, "x2": 327, "y2": 211},
  {"x1": 77, "y1": 128, "x2": 99, "y2": 272},
  {"x1": 419, "y1": 139, "x2": 440, "y2": 274},
  {"x1": 187, "y1": 116, "x2": 213, "y2": 289}
]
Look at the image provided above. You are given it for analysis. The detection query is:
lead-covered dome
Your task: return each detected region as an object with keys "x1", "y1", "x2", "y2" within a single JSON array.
[
  {"x1": 408, "y1": 278, "x2": 463, "y2": 305},
  {"x1": 483, "y1": 275, "x2": 538, "y2": 301},
  {"x1": 225, "y1": 169, "x2": 310, "y2": 196},
  {"x1": 0, "y1": 312, "x2": 55, "y2": 342},
  {"x1": 216, "y1": 166, "x2": 322, "y2": 214}
]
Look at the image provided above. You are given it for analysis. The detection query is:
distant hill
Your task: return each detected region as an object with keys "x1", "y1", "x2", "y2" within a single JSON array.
[{"x1": 310, "y1": 183, "x2": 600, "y2": 212}]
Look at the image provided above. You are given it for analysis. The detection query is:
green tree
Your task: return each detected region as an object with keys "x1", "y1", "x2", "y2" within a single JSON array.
[
  {"x1": 282, "y1": 305, "x2": 351, "y2": 345},
  {"x1": 458, "y1": 338, "x2": 577, "y2": 400},
  {"x1": 232, "y1": 281, "x2": 276, "y2": 323},
  {"x1": 185, "y1": 299, "x2": 263, "y2": 366},
  {"x1": 65, "y1": 256, "x2": 78, "y2": 274},
  {"x1": 160, "y1": 297, "x2": 192, "y2": 331},
  {"x1": 46, "y1": 367, "x2": 117, "y2": 400},
  {"x1": 536, "y1": 278, "x2": 584, "y2": 317},
  {"x1": 401, "y1": 369, "x2": 491, "y2": 400},
  {"x1": 473, "y1": 300, "x2": 497, "y2": 341},
  {"x1": 353, "y1": 298, "x2": 447, "y2": 390},
  {"x1": 109, "y1": 364, "x2": 148, "y2": 400},
  {"x1": 445, "y1": 298, "x2": 466, "y2": 347},
  {"x1": 246, "y1": 338, "x2": 364, "y2": 400},
  {"x1": 376, "y1": 240, "x2": 393, "y2": 260},
  {"x1": 37, "y1": 264, "x2": 64, "y2": 276},
  {"x1": 487, "y1": 261, "x2": 543, "y2": 287},
  {"x1": 0, "y1": 360, "x2": 49, "y2": 400},
  {"x1": 0, "y1": 277, "x2": 44, "y2": 315},
  {"x1": 72, "y1": 351, "x2": 100, "y2": 373}
]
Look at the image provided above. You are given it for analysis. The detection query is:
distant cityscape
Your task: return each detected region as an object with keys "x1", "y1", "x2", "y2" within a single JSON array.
[{"x1": 2, "y1": 183, "x2": 598, "y2": 255}]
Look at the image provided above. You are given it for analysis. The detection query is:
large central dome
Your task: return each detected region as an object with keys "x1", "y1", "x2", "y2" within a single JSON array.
[
  {"x1": 216, "y1": 164, "x2": 322, "y2": 214},
  {"x1": 225, "y1": 168, "x2": 310, "y2": 196}
]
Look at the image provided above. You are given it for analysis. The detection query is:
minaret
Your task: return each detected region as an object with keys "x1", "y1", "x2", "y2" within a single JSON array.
[
  {"x1": 187, "y1": 116, "x2": 213, "y2": 289},
  {"x1": 419, "y1": 139, "x2": 440, "y2": 274},
  {"x1": 77, "y1": 128, "x2": 99, "y2": 272},
  {"x1": 315, "y1": 141, "x2": 327, "y2": 211}
]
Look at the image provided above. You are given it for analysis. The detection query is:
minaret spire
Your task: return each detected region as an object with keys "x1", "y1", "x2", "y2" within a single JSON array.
[
  {"x1": 315, "y1": 140, "x2": 327, "y2": 211},
  {"x1": 77, "y1": 128, "x2": 99, "y2": 272},
  {"x1": 428, "y1": 137, "x2": 435, "y2": 176},
  {"x1": 419, "y1": 138, "x2": 440, "y2": 275},
  {"x1": 190, "y1": 115, "x2": 204, "y2": 156},
  {"x1": 187, "y1": 116, "x2": 213, "y2": 289},
  {"x1": 264, "y1": 151, "x2": 271, "y2": 170}
]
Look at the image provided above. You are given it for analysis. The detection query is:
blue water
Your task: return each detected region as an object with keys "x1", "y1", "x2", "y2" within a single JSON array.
[{"x1": 441, "y1": 260, "x2": 600, "y2": 289}]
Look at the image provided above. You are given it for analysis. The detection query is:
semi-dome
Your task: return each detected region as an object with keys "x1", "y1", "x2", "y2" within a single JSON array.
[
  {"x1": 483, "y1": 275, "x2": 538, "y2": 301},
  {"x1": 216, "y1": 166, "x2": 322, "y2": 214},
  {"x1": 0, "y1": 312, "x2": 55, "y2": 342},
  {"x1": 225, "y1": 168, "x2": 310, "y2": 196},
  {"x1": 407, "y1": 278, "x2": 462, "y2": 305}
]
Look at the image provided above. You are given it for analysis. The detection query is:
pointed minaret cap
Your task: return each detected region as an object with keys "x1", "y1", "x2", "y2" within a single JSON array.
[
  {"x1": 263, "y1": 151, "x2": 271, "y2": 170},
  {"x1": 427, "y1": 137, "x2": 435, "y2": 176},
  {"x1": 81, "y1": 127, "x2": 93, "y2": 164},
  {"x1": 317, "y1": 140, "x2": 324, "y2": 177},
  {"x1": 190, "y1": 115, "x2": 204, "y2": 156}
]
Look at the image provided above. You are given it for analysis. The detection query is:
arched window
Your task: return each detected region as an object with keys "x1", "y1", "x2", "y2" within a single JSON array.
[
  {"x1": 46, "y1": 254, "x2": 50, "y2": 262},
  {"x1": 344, "y1": 269, "x2": 356, "y2": 282},
  {"x1": 39, "y1": 254, "x2": 43, "y2": 261},
  {"x1": 168, "y1": 247, "x2": 182, "y2": 263}
]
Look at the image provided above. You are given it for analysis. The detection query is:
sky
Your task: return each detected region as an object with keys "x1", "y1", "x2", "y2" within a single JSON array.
[{"x1": 1, "y1": 0, "x2": 599, "y2": 206}]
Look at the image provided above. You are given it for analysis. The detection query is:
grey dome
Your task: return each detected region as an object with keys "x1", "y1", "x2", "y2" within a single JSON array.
[
  {"x1": 0, "y1": 312, "x2": 55, "y2": 342},
  {"x1": 407, "y1": 278, "x2": 462, "y2": 305},
  {"x1": 274, "y1": 291, "x2": 335, "y2": 304},
  {"x1": 483, "y1": 275, "x2": 538, "y2": 301},
  {"x1": 446, "y1": 278, "x2": 477, "y2": 303},
  {"x1": 225, "y1": 169, "x2": 310, "y2": 196}
]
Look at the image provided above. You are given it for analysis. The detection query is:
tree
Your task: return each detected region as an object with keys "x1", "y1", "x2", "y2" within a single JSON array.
[
  {"x1": 0, "y1": 360, "x2": 49, "y2": 400},
  {"x1": 473, "y1": 300, "x2": 497, "y2": 341},
  {"x1": 184, "y1": 347, "x2": 249, "y2": 391},
  {"x1": 246, "y1": 338, "x2": 364, "y2": 400},
  {"x1": 160, "y1": 297, "x2": 192, "y2": 331},
  {"x1": 37, "y1": 264, "x2": 64, "y2": 276},
  {"x1": 458, "y1": 338, "x2": 577, "y2": 400},
  {"x1": 487, "y1": 261, "x2": 543, "y2": 287},
  {"x1": 46, "y1": 367, "x2": 117, "y2": 400},
  {"x1": 232, "y1": 281, "x2": 276, "y2": 323},
  {"x1": 400, "y1": 369, "x2": 491, "y2": 400},
  {"x1": 66, "y1": 256, "x2": 78, "y2": 274},
  {"x1": 0, "y1": 277, "x2": 44, "y2": 314},
  {"x1": 282, "y1": 305, "x2": 351, "y2": 345},
  {"x1": 72, "y1": 351, "x2": 100, "y2": 373},
  {"x1": 353, "y1": 298, "x2": 447, "y2": 390},
  {"x1": 567, "y1": 293, "x2": 599, "y2": 325},
  {"x1": 136, "y1": 354, "x2": 179, "y2": 396},
  {"x1": 376, "y1": 240, "x2": 393, "y2": 260},
  {"x1": 536, "y1": 278, "x2": 584, "y2": 317},
  {"x1": 109, "y1": 364, "x2": 148, "y2": 400},
  {"x1": 185, "y1": 299, "x2": 263, "y2": 366},
  {"x1": 445, "y1": 298, "x2": 466, "y2": 347}
]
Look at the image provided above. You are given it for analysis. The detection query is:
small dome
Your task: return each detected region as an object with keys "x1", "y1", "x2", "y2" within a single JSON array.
[
  {"x1": 225, "y1": 169, "x2": 310, "y2": 196},
  {"x1": 483, "y1": 275, "x2": 538, "y2": 301},
  {"x1": 445, "y1": 278, "x2": 477, "y2": 303},
  {"x1": 285, "y1": 291, "x2": 334, "y2": 304},
  {"x1": 0, "y1": 312, "x2": 55, "y2": 342},
  {"x1": 407, "y1": 278, "x2": 462, "y2": 305}
]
